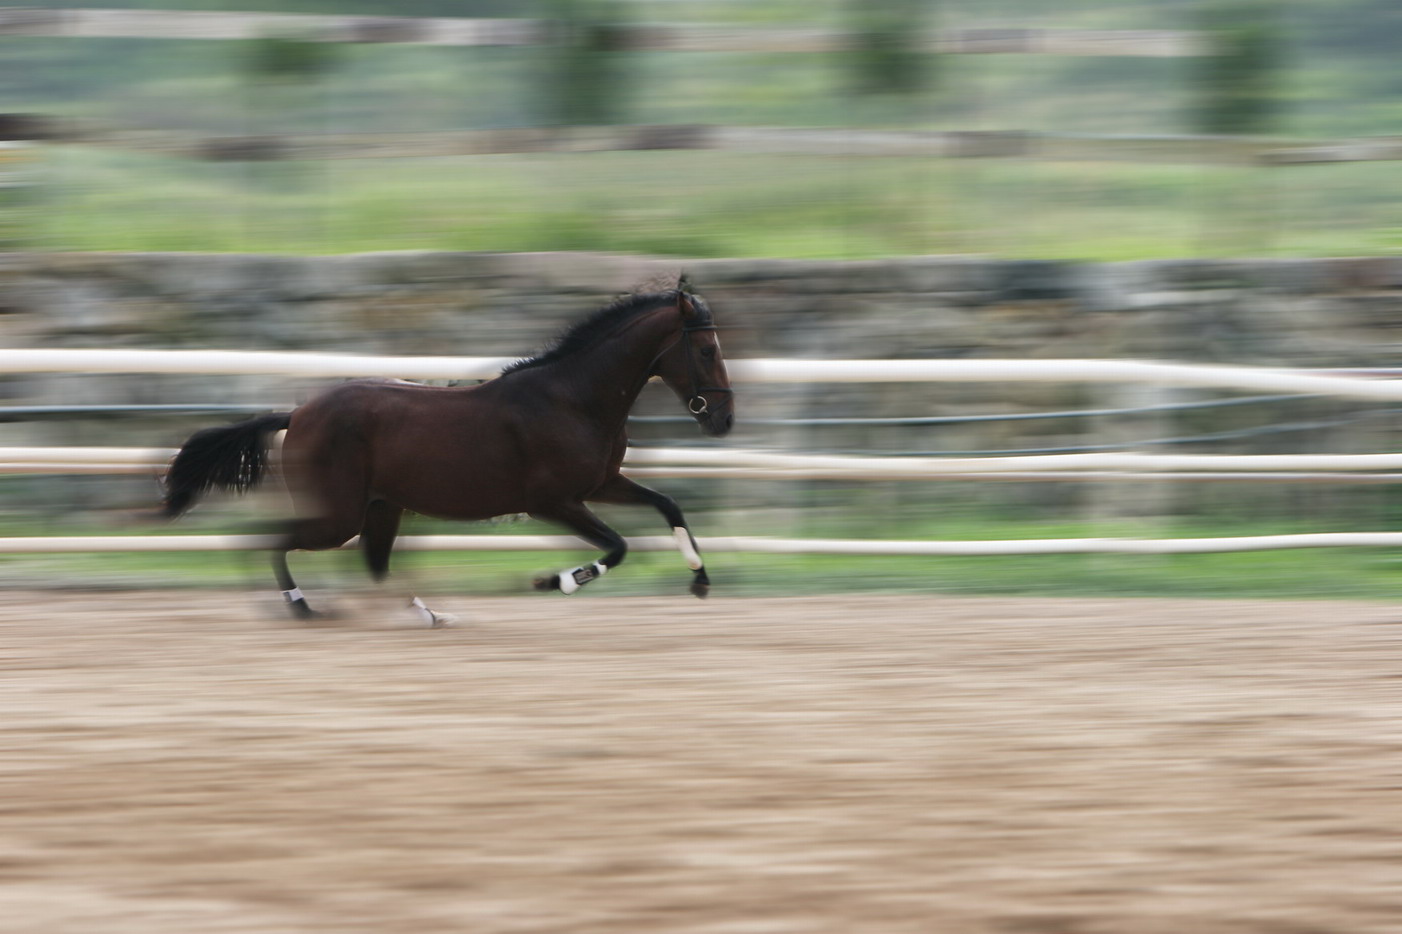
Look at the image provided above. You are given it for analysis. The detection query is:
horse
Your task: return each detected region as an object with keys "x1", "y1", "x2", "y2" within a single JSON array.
[{"x1": 160, "y1": 286, "x2": 734, "y2": 624}]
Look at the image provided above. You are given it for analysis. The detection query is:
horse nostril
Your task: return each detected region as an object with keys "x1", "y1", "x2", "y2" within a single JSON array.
[{"x1": 722, "y1": 412, "x2": 734, "y2": 432}]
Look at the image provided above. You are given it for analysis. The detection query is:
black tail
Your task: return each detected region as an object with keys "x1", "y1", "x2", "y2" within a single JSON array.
[{"x1": 161, "y1": 412, "x2": 293, "y2": 519}]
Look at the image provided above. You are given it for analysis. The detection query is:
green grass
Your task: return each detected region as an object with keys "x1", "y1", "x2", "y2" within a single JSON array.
[
  {"x1": 27, "y1": 149, "x2": 1402, "y2": 261},
  {"x1": 3, "y1": 510, "x2": 1400, "y2": 602}
]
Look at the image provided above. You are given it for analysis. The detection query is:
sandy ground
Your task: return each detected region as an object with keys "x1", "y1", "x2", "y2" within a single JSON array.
[{"x1": 2, "y1": 591, "x2": 1402, "y2": 934}]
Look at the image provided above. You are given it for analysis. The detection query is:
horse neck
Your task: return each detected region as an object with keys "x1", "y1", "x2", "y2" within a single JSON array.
[{"x1": 525, "y1": 306, "x2": 679, "y2": 425}]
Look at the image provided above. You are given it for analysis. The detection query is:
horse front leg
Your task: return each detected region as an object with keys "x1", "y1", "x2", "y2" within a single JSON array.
[
  {"x1": 588, "y1": 475, "x2": 710, "y2": 598},
  {"x1": 530, "y1": 503, "x2": 627, "y2": 595}
]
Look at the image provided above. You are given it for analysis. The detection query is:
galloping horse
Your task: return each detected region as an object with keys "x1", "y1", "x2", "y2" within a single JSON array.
[{"x1": 161, "y1": 286, "x2": 733, "y2": 623}]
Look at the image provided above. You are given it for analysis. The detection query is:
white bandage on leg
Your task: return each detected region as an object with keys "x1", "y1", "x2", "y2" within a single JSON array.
[
  {"x1": 282, "y1": 587, "x2": 305, "y2": 604},
  {"x1": 673, "y1": 527, "x2": 703, "y2": 570},
  {"x1": 410, "y1": 596, "x2": 436, "y2": 626},
  {"x1": 557, "y1": 561, "x2": 606, "y2": 595}
]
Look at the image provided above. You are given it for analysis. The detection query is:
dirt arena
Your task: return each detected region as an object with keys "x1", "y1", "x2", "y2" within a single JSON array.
[{"x1": 3, "y1": 591, "x2": 1401, "y2": 933}]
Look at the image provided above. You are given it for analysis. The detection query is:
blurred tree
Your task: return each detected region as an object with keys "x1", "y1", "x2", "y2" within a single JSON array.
[
  {"x1": 1191, "y1": 2, "x2": 1285, "y2": 259},
  {"x1": 1194, "y1": 0, "x2": 1283, "y2": 135},
  {"x1": 538, "y1": 0, "x2": 630, "y2": 126},
  {"x1": 243, "y1": 34, "x2": 338, "y2": 87},
  {"x1": 237, "y1": 33, "x2": 341, "y2": 249},
  {"x1": 846, "y1": 0, "x2": 937, "y2": 99}
]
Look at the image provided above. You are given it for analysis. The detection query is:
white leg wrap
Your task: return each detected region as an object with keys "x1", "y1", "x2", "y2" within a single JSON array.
[
  {"x1": 673, "y1": 527, "x2": 704, "y2": 570},
  {"x1": 410, "y1": 596, "x2": 436, "y2": 626},
  {"x1": 282, "y1": 587, "x2": 305, "y2": 604},
  {"x1": 557, "y1": 561, "x2": 606, "y2": 595},
  {"x1": 408, "y1": 597, "x2": 455, "y2": 628}
]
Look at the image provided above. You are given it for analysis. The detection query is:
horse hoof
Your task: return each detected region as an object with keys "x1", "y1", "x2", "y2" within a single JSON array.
[
  {"x1": 409, "y1": 599, "x2": 457, "y2": 629},
  {"x1": 415, "y1": 601, "x2": 459, "y2": 627},
  {"x1": 689, "y1": 567, "x2": 711, "y2": 599},
  {"x1": 533, "y1": 575, "x2": 561, "y2": 592}
]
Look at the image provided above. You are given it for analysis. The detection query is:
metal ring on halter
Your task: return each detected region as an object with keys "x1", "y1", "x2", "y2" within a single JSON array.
[{"x1": 688, "y1": 396, "x2": 709, "y2": 415}]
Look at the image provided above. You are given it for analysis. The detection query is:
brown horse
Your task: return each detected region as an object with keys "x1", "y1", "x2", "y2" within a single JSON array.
[{"x1": 161, "y1": 287, "x2": 733, "y2": 622}]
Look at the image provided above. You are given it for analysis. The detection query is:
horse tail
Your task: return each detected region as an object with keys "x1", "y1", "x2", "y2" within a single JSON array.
[{"x1": 161, "y1": 412, "x2": 293, "y2": 519}]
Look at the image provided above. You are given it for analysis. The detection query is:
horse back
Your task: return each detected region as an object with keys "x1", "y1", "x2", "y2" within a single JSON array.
[{"x1": 282, "y1": 378, "x2": 623, "y2": 520}]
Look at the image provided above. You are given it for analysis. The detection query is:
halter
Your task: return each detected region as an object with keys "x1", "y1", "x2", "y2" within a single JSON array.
[{"x1": 679, "y1": 322, "x2": 734, "y2": 416}]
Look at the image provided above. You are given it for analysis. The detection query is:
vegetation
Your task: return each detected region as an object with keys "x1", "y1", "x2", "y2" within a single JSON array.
[
  {"x1": 3, "y1": 510, "x2": 1401, "y2": 601},
  {"x1": 1194, "y1": 0, "x2": 1284, "y2": 136},
  {"x1": 845, "y1": 0, "x2": 937, "y2": 100},
  {"x1": 537, "y1": 0, "x2": 632, "y2": 126},
  {"x1": 29, "y1": 148, "x2": 1402, "y2": 260},
  {"x1": 0, "y1": 1, "x2": 1398, "y2": 258}
]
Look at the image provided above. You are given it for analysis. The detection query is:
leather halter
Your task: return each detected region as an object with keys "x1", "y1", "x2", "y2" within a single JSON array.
[{"x1": 679, "y1": 322, "x2": 734, "y2": 416}]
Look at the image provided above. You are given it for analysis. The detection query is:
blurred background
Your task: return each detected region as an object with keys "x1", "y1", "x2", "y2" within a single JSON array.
[{"x1": 3, "y1": 0, "x2": 1402, "y2": 599}]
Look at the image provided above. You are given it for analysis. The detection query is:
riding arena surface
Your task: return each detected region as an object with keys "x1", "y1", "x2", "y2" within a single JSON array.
[{"x1": 4, "y1": 591, "x2": 1400, "y2": 934}]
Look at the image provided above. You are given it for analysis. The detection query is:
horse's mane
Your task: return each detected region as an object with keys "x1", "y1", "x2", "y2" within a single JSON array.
[{"x1": 501, "y1": 289, "x2": 699, "y2": 376}]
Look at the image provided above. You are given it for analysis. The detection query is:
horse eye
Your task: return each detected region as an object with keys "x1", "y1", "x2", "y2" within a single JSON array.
[{"x1": 701, "y1": 345, "x2": 717, "y2": 359}]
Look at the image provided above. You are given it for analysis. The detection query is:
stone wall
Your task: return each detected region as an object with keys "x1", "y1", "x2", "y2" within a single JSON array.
[
  {"x1": 3, "y1": 250, "x2": 1402, "y2": 506},
  {"x1": 5, "y1": 251, "x2": 1402, "y2": 364}
]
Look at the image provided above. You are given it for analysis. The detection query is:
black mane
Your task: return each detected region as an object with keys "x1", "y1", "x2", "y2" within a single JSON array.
[{"x1": 501, "y1": 290, "x2": 700, "y2": 376}]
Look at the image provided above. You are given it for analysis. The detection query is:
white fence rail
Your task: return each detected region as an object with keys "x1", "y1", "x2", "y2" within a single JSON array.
[
  {"x1": 10, "y1": 349, "x2": 1402, "y2": 400},
  {"x1": 7, "y1": 532, "x2": 1402, "y2": 557},
  {"x1": 11, "y1": 446, "x2": 1402, "y2": 481},
  {"x1": 7, "y1": 351, "x2": 1402, "y2": 557}
]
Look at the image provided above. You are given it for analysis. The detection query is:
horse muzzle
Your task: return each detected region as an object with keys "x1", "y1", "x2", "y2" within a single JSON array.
[
  {"x1": 690, "y1": 395, "x2": 734, "y2": 437},
  {"x1": 703, "y1": 411, "x2": 734, "y2": 437}
]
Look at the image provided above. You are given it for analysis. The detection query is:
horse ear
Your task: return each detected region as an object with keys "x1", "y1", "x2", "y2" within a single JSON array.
[
  {"x1": 677, "y1": 277, "x2": 700, "y2": 321},
  {"x1": 678, "y1": 290, "x2": 701, "y2": 322}
]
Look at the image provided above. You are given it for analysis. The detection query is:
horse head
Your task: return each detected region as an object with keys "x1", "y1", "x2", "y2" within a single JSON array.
[{"x1": 653, "y1": 288, "x2": 734, "y2": 438}]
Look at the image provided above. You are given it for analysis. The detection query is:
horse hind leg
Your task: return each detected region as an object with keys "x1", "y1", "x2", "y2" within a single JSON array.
[
  {"x1": 273, "y1": 432, "x2": 376, "y2": 621},
  {"x1": 272, "y1": 536, "x2": 318, "y2": 621},
  {"x1": 361, "y1": 499, "x2": 453, "y2": 628},
  {"x1": 273, "y1": 512, "x2": 363, "y2": 621},
  {"x1": 361, "y1": 499, "x2": 402, "y2": 583}
]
